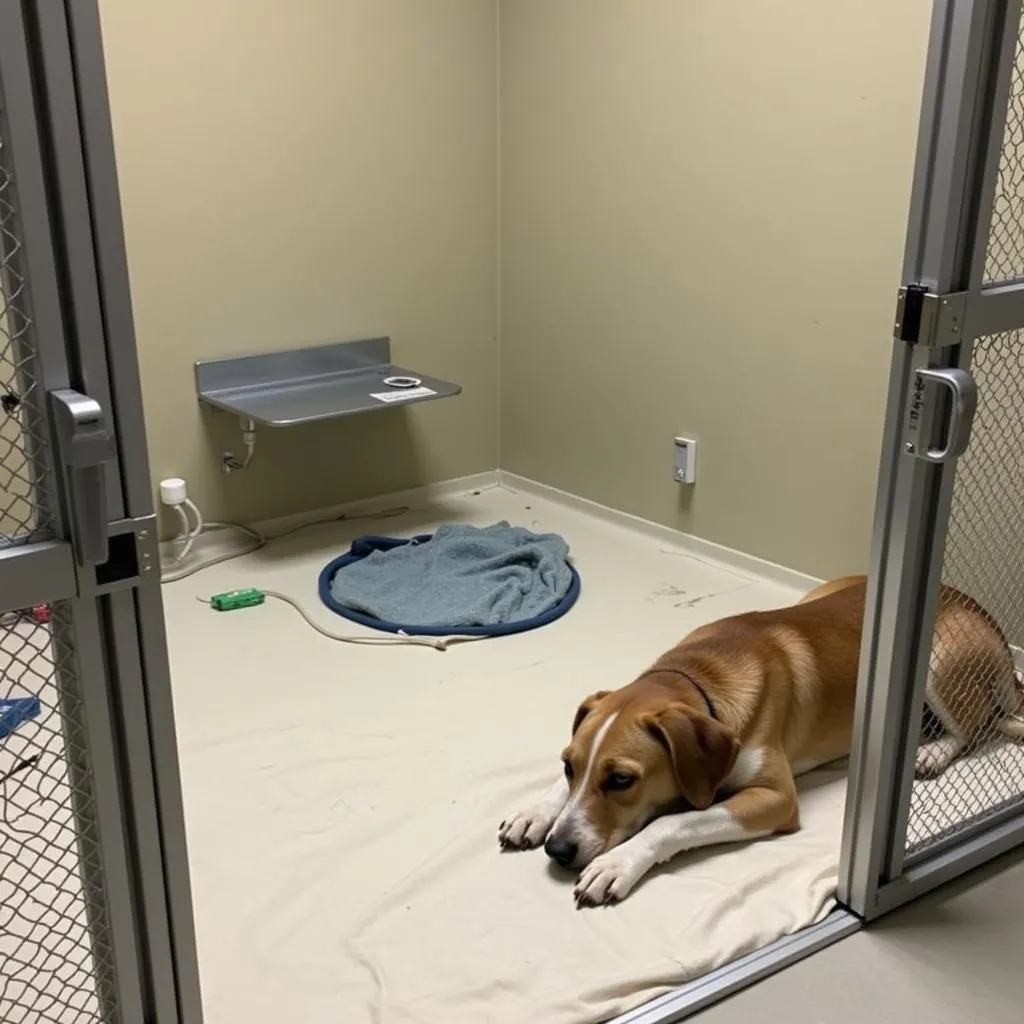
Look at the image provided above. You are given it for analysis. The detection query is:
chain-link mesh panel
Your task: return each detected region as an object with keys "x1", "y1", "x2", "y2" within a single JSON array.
[
  {"x1": 1, "y1": 77, "x2": 117, "y2": 1024},
  {"x1": 1, "y1": 90, "x2": 54, "y2": 547},
  {"x1": 907, "y1": 331, "x2": 1024, "y2": 855},
  {"x1": 985, "y1": 5, "x2": 1024, "y2": 283},
  {"x1": 1, "y1": 604, "x2": 120, "y2": 1024}
]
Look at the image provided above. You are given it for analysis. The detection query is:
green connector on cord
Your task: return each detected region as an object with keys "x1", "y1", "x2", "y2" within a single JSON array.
[{"x1": 209, "y1": 588, "x2": 265, "y2": 611}]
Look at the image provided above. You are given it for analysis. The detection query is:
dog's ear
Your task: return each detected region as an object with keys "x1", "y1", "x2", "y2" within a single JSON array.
[
  {"x1": 572, "y1": 691, "x2": 612, "y2": 735},
  {"x1": 645, "y1": 705, "x2": 740, "y2": 809}
]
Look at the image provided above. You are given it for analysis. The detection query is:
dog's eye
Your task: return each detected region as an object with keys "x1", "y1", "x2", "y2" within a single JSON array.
[
  {"x1": 563, "y1": 760, "x2": 574, "y2": 782},
  {"x1": 605, "y1": 771, "x2": 636, "y2": 791}
]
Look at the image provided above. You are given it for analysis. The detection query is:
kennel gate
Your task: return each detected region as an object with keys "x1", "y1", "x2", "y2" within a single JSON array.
[
  {"x1": 3, "y1": 0, "x2": 1024, "y2": 1022},
  {"x1": 0, "y1": 2, "x2": 202, "y2": 1022},
  {"x1": 840, "y1": 0, "x2": 1024, "y2": 922}
]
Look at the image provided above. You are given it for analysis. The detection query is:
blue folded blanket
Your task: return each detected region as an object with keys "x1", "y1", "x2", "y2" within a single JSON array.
[{"x1": 328, "y1": 521, "x2": 574, "y2": 628}]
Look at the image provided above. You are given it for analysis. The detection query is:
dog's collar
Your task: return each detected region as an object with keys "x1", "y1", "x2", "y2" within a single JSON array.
[{"x1": 638, "y1": 667, "x2": 718, "y2": 721}]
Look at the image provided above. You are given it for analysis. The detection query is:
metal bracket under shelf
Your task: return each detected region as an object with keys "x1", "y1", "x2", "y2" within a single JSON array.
[{"x1": 194, "y1": 337, "x2": 461, "y2": 427}]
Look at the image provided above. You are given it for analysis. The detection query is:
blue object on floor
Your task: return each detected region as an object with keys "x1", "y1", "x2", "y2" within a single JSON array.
[
  {"x1": 0, "y1": 697, "x2": 41, "y2": 741},
  {"x1": 318, "y1": 522, "x2": 581, "y2": 637}
]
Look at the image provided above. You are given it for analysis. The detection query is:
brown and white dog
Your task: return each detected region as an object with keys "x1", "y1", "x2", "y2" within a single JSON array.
[{"x1": 498, "y1": 575, "x2": 1024, "y2": 906}]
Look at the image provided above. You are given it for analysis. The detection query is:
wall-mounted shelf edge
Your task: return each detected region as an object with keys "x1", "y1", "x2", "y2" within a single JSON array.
[{"x1": 194, "y1": 337, "x2": 461, "y2": 427}]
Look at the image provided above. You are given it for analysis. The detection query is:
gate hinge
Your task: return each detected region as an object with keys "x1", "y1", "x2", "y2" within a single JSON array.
[{"x1": 893, "y1": 285, "x2": 968, "y2": 347}]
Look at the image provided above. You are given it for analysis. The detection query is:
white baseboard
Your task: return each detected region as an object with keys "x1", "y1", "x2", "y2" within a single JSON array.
[
  {"x1": 159, "y1": 470, "x2": 501, "y2": 568},
  {"x1": 248, "y1": 470, "x2": 501, "y2": 538},
  {"x1": 161, "y1": 467, "x2": 821, "y2": 594},
  {"x1": 497, "y1": 472, "x2": 823, "y2": 593}
]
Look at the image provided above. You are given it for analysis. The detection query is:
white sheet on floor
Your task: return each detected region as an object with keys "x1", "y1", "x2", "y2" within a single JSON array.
[
  {"x1": 164, "y1": 486, "x2": 847, "y2": 1024},
  {"x1": 909, "y1": 741, "x2": 1024, "y2": 849}
]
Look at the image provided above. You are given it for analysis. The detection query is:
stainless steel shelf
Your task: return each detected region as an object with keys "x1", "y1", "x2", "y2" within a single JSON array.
[{"x1": 194, "y1": 337, "x2": 461, "y2": 427}]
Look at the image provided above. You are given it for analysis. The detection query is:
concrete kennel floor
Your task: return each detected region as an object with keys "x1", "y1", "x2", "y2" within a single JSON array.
[
  {"x1": 159, "y1": 480, "x2": 1024, "y2": 1024},
  {"x1": 162, "y1": 480, "x2": 847, "y2": 1024},
  {"x1": 697, "y1": 847, "x2": 1024, "y2": 1024}
]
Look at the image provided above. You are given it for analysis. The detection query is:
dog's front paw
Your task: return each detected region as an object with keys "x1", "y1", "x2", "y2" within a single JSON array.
[
  {"x1": 498, "y1": 807, "x2": 557, "y2": 851},
  {"x1": 573, "y1": 845, "x2": 653, "y2": 907}
]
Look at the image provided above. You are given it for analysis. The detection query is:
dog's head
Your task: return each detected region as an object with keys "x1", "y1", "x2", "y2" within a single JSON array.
[{"x1": 543, "y1": 687, "x2": 740, "y2": 870}]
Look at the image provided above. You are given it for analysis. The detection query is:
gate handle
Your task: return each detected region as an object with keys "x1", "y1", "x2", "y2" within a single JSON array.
[
  {"x1": 49, "y1": 389, "x2": 115, "y2": 567},
  {"x1": 914, "y1": 367, "x2": 977, "y2": 463}
]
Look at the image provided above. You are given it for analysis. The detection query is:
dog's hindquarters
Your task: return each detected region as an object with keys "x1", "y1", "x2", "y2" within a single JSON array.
[{"x1": 917, "y1": 589, "x2": 1024, "y2": 777}]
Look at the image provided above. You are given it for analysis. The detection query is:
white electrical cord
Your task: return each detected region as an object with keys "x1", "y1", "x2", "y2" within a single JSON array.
[
  {"x1": 179, "y1": 498, "x2": 203, "y2": 562},
  {"x1": 162, "y1": 502, "x2": 486, "y2": 652},
  {"x1": 169, "y1": 503, "x2": 194, "y2": 564},
  {"x1": 168, "y1": 497, "x2": 209, "y2": 565},
  {"x1": 193, "y1": 590, "x2": 481, "y2": 652},
  {"x1": 159, "y1": 506, "x2": 407, "y2": 584},
  {"x1": 183, "y1": 498, "x2": 203, "y2": 532},
  {"x1": 203, "y1": 520, "x2": 263, "y2": 542},
  {"x1": 160, "y1": 528, "x2": 263, "y2": 583}
]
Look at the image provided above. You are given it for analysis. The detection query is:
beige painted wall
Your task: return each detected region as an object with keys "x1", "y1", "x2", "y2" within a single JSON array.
[
  {"x1": 96, "y1": 0, "x2": 934, "y2": 578},
  {"x1": 98, "y1": 0, "x2": 498, "y2": 531},
  {"x1": 499, "y1": 0, "x2": 931, "y2": 578}
]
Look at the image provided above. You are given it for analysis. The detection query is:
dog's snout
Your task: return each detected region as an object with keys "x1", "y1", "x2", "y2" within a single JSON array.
[{"x1": 544, "y1": 835, "x2": 578, "y2": 868}]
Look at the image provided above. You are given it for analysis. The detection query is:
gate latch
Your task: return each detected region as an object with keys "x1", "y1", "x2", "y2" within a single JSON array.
[
  {"x1": 49, "y1": 389, "x2": 115, "y2": 568},
  {"x1": 894, "y1": 286, "x2": 968, "y2": 347}
]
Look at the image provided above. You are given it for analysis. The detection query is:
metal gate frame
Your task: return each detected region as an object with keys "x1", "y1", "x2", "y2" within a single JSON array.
[
  {"x1": 841, "y1": 0, "x2": 1024, "y2": 920},
  {"x1": 0, "y1": 0, "x2": 203, "y2": 1020},
  {"x1": 7, "y1": 0, "x2": 1024, "y2": 1022}
]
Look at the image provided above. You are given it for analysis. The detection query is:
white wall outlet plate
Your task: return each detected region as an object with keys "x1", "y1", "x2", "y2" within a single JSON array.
[{"x1": 673, "y1": 437, "x2": 697, "y2": 485}]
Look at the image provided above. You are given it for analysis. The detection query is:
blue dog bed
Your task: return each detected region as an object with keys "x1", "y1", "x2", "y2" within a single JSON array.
[{"x1": 318, "y1": 530, "x2": 581, "y2": 637}]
